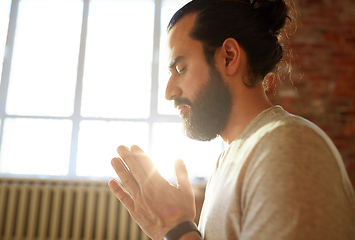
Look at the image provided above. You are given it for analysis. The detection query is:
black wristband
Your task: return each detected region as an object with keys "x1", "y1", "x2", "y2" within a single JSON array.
[{"x1": 163, "y1": 221, "x2": 201, "y2": 240}]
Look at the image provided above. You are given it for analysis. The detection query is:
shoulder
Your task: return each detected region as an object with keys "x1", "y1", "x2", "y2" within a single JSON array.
[
  {"x1": 253, "y1": 108, "x2": 339, "y2": 165},
  {"x1": 229, "y1": 106, "x2": 334, "y2": 161},
  {"x1": 249, "y1": 106, "x2": 335, "y2": 156},
  {"x1": 258, "y1": 120, "x2": 331, "y2": 156},
  {"x1": 249, "y1": 113, "x2": 339, "y2": 180}
]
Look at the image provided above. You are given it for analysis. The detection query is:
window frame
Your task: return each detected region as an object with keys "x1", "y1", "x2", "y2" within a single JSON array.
[{"x1": 0, "y1": 0, "x2": 222, "y2": 181}]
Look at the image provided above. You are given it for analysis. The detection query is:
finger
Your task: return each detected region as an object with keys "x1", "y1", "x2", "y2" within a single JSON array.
[
  {"x1": 108, "y1": 179, "x2": 134, "y2": 210},
  {"x1": 174, "y1": 159, "x2": 193, "y2": 196},
  {"x1": 111, "y1": 157, "x2": 140, "y2": 197},
  {"x1": 131, "y1": 145, "x2": 163, "y2": 182},
  {"x1": 117, "y1": 145, "x2": 149, "y2": 187}
]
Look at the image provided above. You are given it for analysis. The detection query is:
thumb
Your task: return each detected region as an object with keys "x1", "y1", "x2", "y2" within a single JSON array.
[{"x1": 174, "y1": 159, "x2": 193, "y2": 195}]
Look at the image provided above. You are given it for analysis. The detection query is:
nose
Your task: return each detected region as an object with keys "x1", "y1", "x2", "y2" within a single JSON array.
[{"x1": 165, "y1": 75, "x2": 182, "y2": 101}]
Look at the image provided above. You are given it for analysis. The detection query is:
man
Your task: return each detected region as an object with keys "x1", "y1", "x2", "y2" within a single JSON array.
[{"x1": 108, "y1": 0, "x2": 355, "y2": 239}]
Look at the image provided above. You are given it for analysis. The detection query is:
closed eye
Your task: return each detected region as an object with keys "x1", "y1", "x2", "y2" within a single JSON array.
[{"x1": 177, "y1": 66, "x2": 186, "y2": 75}]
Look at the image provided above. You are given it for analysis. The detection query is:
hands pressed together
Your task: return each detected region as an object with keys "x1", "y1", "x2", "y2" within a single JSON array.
[{"x1": 108, "y1": 145, "x2": 196, "y2": 240}]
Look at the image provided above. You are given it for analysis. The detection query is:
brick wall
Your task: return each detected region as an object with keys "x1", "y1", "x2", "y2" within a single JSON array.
[{"x1": 267, "y1": 0, "x2": 355, "y2": 189}]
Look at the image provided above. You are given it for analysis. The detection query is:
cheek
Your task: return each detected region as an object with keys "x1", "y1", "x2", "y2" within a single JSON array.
[
  {"x1": 187, "y1": 65, "x2": 209, "y2": 85},
  {"x1": 180, "y1": 72, "x2": 206, "y2": 100},
  {"x1": 191, "y1": 68, "x2": 209, "y2": 90}
]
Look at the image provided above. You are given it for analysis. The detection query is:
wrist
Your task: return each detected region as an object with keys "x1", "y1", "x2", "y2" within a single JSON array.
[
  {"x1": 178, "y1": 231, "x2": 201, "y2": 240},
  {"x1": 162, "y1": 221, "x2": 201, "y2": 240}
]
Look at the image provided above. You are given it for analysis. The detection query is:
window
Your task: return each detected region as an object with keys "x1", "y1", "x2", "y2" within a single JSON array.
[{"x1": 0, "y1": 0, "x2": 223, "y2": 182}]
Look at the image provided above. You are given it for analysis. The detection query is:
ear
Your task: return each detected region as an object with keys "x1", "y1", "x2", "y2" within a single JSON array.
[{"x1": 221, "y1": 38, "x2": 241, "y2": 76}]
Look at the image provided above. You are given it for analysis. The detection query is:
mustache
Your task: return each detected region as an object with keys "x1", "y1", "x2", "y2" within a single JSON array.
[{"x1": 174, "y1": 98, "x2": 193, "y2": 109}]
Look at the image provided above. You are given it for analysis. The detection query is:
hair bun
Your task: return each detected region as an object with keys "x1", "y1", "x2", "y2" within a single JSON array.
[{"x1": 252, "y1": 0, "x2": 289, "y2": 36}]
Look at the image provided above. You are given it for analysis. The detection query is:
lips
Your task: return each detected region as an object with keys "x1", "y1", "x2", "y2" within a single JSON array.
[{"x1": 177, "y1": 104, "x2": 191, "y2": 115}]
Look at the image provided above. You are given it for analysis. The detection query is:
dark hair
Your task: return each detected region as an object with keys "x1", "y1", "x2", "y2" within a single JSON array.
[{"x1": 168, "y1": 0, "x2": 294, "y2": 87}]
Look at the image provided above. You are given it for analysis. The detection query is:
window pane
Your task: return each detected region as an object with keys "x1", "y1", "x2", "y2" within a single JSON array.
[
  {"x1": 5, "y1": 0, "x2": 83, "y2": 117},
  {"x1": 81, "y1": 0, "x2": 155, "y2": 119},
  {"x1": 151, "y1": 123, "x2": 223, "y2": 180},
  {"x1": 0, "y1": 0, "x2": 11, "y2": 80},
  {"x1": 158, "y1": 0, "x2": 190, "y2": 115},
  {"x1": 0, "y1": 118, "x2": 72, "y2": 175},
  {"x1": 76, "y1": 121, "x2": 149, "y2": 177}
]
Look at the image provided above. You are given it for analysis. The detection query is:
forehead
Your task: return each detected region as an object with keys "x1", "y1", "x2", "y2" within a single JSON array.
[{"x1": 167, "y1": 13, "x2": 202, "y2": 61}]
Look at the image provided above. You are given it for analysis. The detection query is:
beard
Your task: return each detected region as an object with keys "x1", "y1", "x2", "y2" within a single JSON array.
[{"x1": 174, "y1": 66, "x2": 233, "y2": 141}]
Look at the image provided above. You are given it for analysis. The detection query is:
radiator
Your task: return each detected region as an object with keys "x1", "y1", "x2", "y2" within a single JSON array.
[{"x1": 0, "y1": 178, "x2": 150, "y2": 240}]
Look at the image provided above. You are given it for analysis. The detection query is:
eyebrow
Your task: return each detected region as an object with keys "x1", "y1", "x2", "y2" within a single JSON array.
[{"x1": 168, "y1": 56, "x2": 184, "y2": 70}]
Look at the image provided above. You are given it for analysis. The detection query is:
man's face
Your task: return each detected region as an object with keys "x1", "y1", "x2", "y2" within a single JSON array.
[
  {"x1": 166, "y1": 14, "x2": 233, "y2": 141},
  {"x1": 175, "y1": 67, "x2": 233, "y2": 141}
]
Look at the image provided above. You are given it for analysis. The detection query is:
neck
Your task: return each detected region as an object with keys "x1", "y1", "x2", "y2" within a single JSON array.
[{"x1": 220, "y1": 83, "x2": 273, "y2": 146}]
